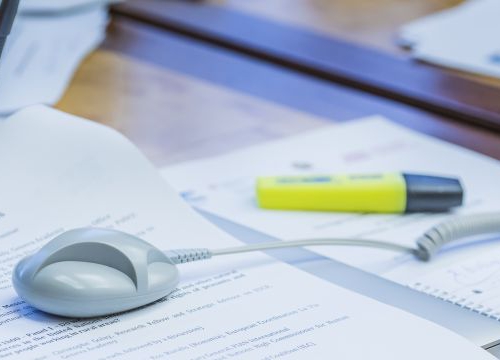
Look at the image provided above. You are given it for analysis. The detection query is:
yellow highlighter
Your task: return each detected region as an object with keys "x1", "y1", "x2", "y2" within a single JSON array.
[{"x1": 256, "y1": 172, "x2": 463, "y2": 213}]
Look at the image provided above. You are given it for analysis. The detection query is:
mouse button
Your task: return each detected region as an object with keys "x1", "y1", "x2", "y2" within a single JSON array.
[
  {"x1": 14, "y1": 233, "x2": 82, "y2": 279},
  {"x1": 43, "y1": 228, "x2": 149, "y2": 255},
  {"x1": 18, "y1": 228, "x2": 134, "y2": 278},
  {"x1": 32, "y1": 261, "x2": 136, "y2": 300},
  {"x1": 38, "y1": 242, "x2": 139, "y2": 288},
  {"x1": 81, "y1": 228, "x2": 156, "y2": 255},
  {"x1": 37, "y1": 228, "x2": 102, "y2": 253},
  {"x1": 147, "y1": 262, "x2": 180, "y2": 292}
]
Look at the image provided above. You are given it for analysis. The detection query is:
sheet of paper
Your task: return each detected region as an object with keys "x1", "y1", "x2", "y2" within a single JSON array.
[
  {"x1": 0, "y1": 7, "x2": 107, "y2": 115},
  {"x1": 398, "y1": 0, "x2": 500, "y2": 78},
  {"x1": 398, "y1": 0, "x2": 496, "y2": 47},
  {"x1": 161, "y1": 116, "x2": 500, "y2": 318},
  {"x1": 0, "y1": 106, "x2": 491, "y2": 359},
  {"x1": 413, "y1": 26, "x2": 500, "y2": 79},
  {"x1": 386, "y1": 239, "x2": 500, "y2": 320},
  {"x1": 19, "y1": 0, "x2": 121, "y2": 14}
]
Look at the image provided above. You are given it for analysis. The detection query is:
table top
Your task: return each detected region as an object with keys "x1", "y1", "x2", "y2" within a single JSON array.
[
  {"x1": 112, "y1": 0, "x2": 500, "y2": 132},
  {"x1": 205, "y1": 0, "x2": 464, "y2": 57},
  {"x1": 201, "y1": 0, "x2": 498, "y2": 86},
  {"x1": 119, "y1": 0, "x2": 498, "y2": 85},
  {"x1": 56, "y1": 16, "x2": 500, "y2": 168},
  {"x1": 53, "y1": 14, "x2": 500, "y2": 357}
]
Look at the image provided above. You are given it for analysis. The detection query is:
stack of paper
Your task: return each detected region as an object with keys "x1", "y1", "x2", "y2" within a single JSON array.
[
  {"x1": 399, "y1": 0, "x2": 500, "y2": 78},
  {"x1": 0, "y1": 105, "x2": 493, "y2": 359},
  {"x1": 0, "y1": 1, "x2": 112, "y2": 118}
]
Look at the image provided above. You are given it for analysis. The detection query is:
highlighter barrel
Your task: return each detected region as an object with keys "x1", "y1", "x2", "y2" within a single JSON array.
[{"x1": 256, "y1": 173, "x2": 463, "y2": 213}]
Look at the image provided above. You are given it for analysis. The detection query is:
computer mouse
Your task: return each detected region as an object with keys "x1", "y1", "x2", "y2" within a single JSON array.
[{"x1": 12, "y1": 228, "x2": 180, "y2": 318}]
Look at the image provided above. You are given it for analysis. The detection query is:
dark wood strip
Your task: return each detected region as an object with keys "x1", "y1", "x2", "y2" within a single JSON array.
[
  {"x1": 103, "y1": 16, "x2": 500, "y2": 160},
  {"x1": 111, "y1": 0, "x2": 500, "y2": 132}
]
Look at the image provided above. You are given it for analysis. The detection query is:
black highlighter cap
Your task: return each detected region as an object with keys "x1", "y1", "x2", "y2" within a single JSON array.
[{"x1": 403, "y1": 173, "x2": 463, "y2": 213}]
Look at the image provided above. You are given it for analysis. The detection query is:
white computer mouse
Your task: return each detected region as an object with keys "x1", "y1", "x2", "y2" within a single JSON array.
[{"x1": 12, "y1": 228, "x2": 179, "y2": 318}]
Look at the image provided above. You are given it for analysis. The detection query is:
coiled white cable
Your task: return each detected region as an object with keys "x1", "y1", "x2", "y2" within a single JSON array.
[
  {"x1": 165, "y1": 212, "x2": 500, "y2": 264},
  {"x1": 416, "y1": 212, "x2": 500, "y2": 260}
]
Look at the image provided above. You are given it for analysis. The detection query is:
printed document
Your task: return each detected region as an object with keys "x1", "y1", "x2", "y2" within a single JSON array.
[
  {"x1": 0, "y1": 7, "x2": 107, "y2": 115},
  {"x1": 161, "y1": 116, "x2": 500, "y2": 319},
  {"x1": 0, "y1": 106, "x2": 492, "y2": 359}
]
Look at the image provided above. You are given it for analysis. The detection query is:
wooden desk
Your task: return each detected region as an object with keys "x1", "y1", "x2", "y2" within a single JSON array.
[
  {"x1": 53, "y1": 16, "x2": 500, "y2": 357},
  {"x1": 112, "y1": 0, "x2": 500, "y2": 132},
  {"x1": 201, "y1": 0, "x2": 464, "y2": 57},
  {"x1": 56, "y1": 16, "x2": 500, "y2": 168}
]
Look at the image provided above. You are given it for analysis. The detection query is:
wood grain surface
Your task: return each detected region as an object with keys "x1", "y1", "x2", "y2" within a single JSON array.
[
  {"x1": 57, "y1": 17, "x2": 500, "y2": 168},
  {"x1": 112, "y1": 0, "x2": 500, "y2": 133},
  {"x1": 56, "y1": 49, "x2": 325, "y2": 166},
  {"x1": 205, "y1": 0, "x2": 463, "y2": 55},
  {"x1": 194, "y1": 0, "x2": 500, "y2": 89},
  {"x1": 191, "y1": 0, "x2": 499, "y2": 89}
]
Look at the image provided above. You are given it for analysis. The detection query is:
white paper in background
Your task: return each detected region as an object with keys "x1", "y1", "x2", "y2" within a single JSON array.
[
  {"x1": 413, "y1": 24, "x2": 500, "y2": 79},
  {"x1": 0, "y1": 106, "x2": 492, "y2": 359},
  {"x1": 398, "y1": 0, "x2": 500, "y2": 78},
  {"x1": 398, "y1": 0, "x2": 496, "y2": 47},
  {"x1": 19, "y1": 0, "x2": 121, "y2": 14},
  {"x1": 161, "y1": 116, "x2": 500, "y2": 318},
  {"x1": 0, "y1": 7, "x2": 108, "y2": 115}
]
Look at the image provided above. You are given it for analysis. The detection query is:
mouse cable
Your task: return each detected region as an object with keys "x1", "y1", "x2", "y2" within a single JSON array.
[{"x1": 164, "y1": 212, "x2": 500, "y2": 265}]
